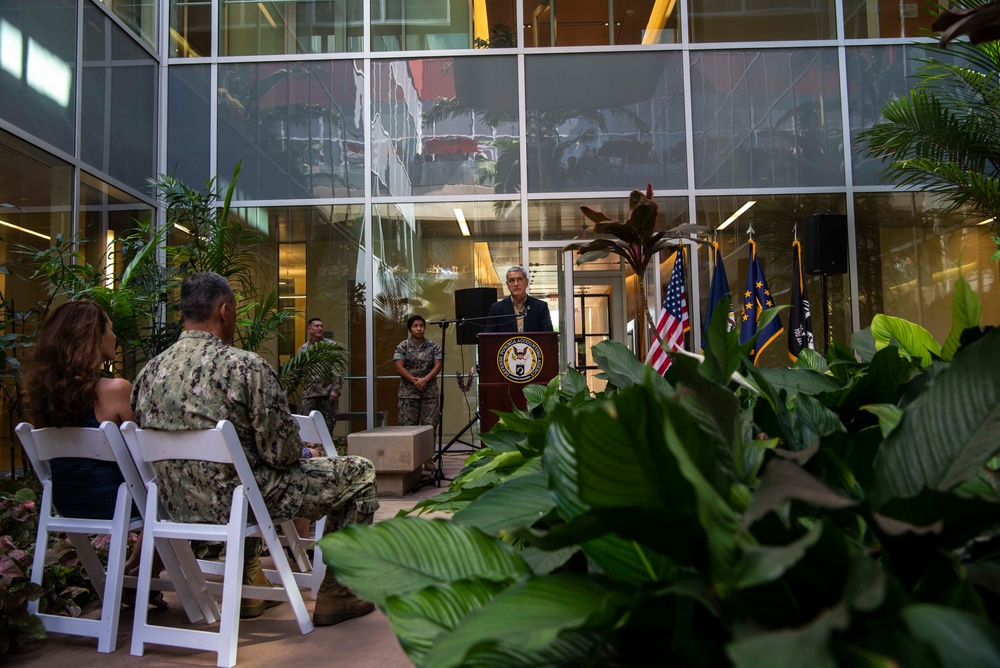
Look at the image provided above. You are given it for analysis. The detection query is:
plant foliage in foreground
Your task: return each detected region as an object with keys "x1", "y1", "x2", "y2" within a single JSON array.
[{"x1": 320, "y1": 276, "x2": 1000, "y2": 667}]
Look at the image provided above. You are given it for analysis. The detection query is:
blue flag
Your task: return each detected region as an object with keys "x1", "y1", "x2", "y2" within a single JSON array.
[
  {"x1": 703, "y1": 241, "x2": 735, "y2": 344},
  {"x1": 739, "y1": 239, "x2": 783, "y2": 365}
]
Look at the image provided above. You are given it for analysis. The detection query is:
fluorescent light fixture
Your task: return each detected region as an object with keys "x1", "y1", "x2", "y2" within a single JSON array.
[
  {"x1": 454, "y1": 208, "x2": 471, "y2": 237},
  {"x1": 174, "y1": 223, "x2": 191, "y2": 234},
  {"x1": 472, "y1": 0, "x2": 490, "y2": 45},
  {"x1": 716, "y1": 201, "x2": 756, "y2": 231},
  {"x1": 0, "y1": 218, "x2": 51, "y2": 240},
  {"x1": 106, "y1": 230, "x2": 115, "y2": 288},
  {"x1": 279, "y1": 295, "x2": 307, "y2": 299},
  {"x1": 257, "y1": 3, "x2": 278, "y2": 29},
  {"x1": 977, "y1": 217, "x2": 995, "y2": 226}
]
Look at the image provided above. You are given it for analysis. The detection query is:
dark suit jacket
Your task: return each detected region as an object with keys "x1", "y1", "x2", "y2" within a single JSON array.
[{"x1": 484, "y1": 295, "x2": 553, "y2": 333}]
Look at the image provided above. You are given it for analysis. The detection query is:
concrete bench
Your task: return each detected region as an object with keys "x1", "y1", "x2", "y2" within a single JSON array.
[{"x1": 347, "y1": 425, "x2": 435, "y2": 496}]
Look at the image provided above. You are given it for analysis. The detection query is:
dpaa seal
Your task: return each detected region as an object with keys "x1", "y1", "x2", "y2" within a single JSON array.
[{"x1": 497, "y1": 336, "x2": 543, "y2": 383}]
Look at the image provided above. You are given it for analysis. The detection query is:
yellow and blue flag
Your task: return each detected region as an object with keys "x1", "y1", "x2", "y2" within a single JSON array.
[{"x1": 739, "y1": 238, "x2": 783, "y2": 365}]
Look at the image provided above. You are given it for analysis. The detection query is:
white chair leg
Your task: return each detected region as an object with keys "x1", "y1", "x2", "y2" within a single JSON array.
[
  {"x1": 131, "y1": 487, "x2": 160, "y2": 657},
  {"x1": 95, "y1": 484, "x2": 131, "y2": 653},
  {"x1": 217, "y1": 490, "x2": 248, "y2": 668},
  {"x1": 311, "y1": 516, "x2": 327, "y2": 600},
  {"x1": 259, "y1": 520, "x2": 314, "y2": 635}
]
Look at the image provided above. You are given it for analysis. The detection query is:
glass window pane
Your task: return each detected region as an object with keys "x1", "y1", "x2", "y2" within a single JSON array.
[
  {"x1": 525, "y1": 51, "x2": 687, "y2": 193},
  {"x1": 0, "y1": 0, "x2": 77, "y2": 154},
  {"x1": 167, "y1": 64, "x2": 211, "y2": 187},
  {"x1": 171, "y1": 0, "x2": 211, "y2": 57},
  {"x1": 373, "y1": 0, "x2": 516, "y2": 51},
  {"x1": 81, "y1": 4, "x2": 158, "y2": 193},
  {"x1": 222, "y1": 0, "x2": 365, "y2": 56},
  {"x1": 691, "y1": 48, "x2": 844, "y2": 189},
  {"x1": 218, "y1": 60, "x2": 364, "y2": 200},
  {"x1": 79, "y1": 171, "x2": 154, "y2": 299},
  {"x1": 843, "y1": 0, "x2": 938, "y2": 39},
  {"x1": 689, "y1": 0, "x2": 837, "y2": 43},
  {"x1": 855, "y1": 193, "x2": 1000, "y2": 340},
  {"x1": 371, "y1": 56, "x2": 519, "y2": 198},
  {"x1": 847, "y1": 45, "x2": 952, "y2": 187},
  {"x1": 373, "y1": 200, "x2": 520, "y2": 430},
  {"x1": 103, "y1": 0, "x2": 158, "y2": 49},
  {"x1": 529, "y1": 195, "x2": 688, "y2": 242},
  {"x1": 696, "y1": 194, "x2": 849, "y2": 367},
  {"x1": 523, "y1": 0, "x2": 677, "y2": 47}
]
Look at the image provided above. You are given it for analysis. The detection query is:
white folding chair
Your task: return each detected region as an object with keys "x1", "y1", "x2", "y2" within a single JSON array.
[
  {"x1": 281, "y1": 410, "x2": 337, "y2": 598},
  {"x1": 14, "y1": 421, "x2": 216, "y2": 653},
  {"x1": 120, "y1": 420, "x2": 313, "y2": 668}
]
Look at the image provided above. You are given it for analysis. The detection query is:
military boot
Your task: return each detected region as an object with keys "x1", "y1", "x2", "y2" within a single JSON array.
[
  {"x1": 240, "y1": 556, "x2": 283, "y2": 618},
  {"x1": 313, "y1": 573, "x2": 375, "y2": 626}
]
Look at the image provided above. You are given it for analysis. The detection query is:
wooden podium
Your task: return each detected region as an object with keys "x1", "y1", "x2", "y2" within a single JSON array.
[{"x1": 478, "y1": 332, "x2": 559, "y2": 433}]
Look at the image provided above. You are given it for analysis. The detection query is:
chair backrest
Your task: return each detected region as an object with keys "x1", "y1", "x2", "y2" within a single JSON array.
[
  {"x1": 15, "y1": 421, "x2": 146, "y2": 508},
  {"x1": 292, "y1": 411, "x2": 338, "y2": 458},
  {"x1": 120, "y1": 419, "x2": 270, "y2": 527}
]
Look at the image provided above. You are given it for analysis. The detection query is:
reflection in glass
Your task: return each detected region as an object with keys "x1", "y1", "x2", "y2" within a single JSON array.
[
  {"x1": 843, "y1": 0, "x2": 938, "y2": 39},
  {"x1": 170, "y1": 0, "x2": 211, "y2": 57},
  {"x1": 218, "y1": 60, "x2": 364, "y2": 200},
  {"x1": 370, "y1": 56, "x2": 519, "y2": 199},
  {"x1": 167, "y1": 64, "x2": 211, "y2": 187},
  {"x1": 855, "y1": 194, "x2": 1000, "y2": 342},
  {"x1": 102, "y1": 0, "x2": 158, "y2": 49},
  {"x1": 691, "y1": 49, "x2": 844, "y2": 189},
  {"x1": 0, "y1": 0, "x2": 77, "y2": 154},
  {"x1": 81, "y1": 4, "x2": 157, "y2": 193},
  {"x1": 274, "y1": 205, "x2": 367, "y2": 434},
  {"x1": 524, "y1": 52, "x2": 686, "y2": 193},
  {"x1": 222, "y1": 0, "x2": 364, "y2": 56},
  {"x1": 689, "y1": 0, "x2": 837, "y2": 42},
  {"x1": 697, "y1": 194, "x2": 849, "y2": 367},
  {"x1": 79, "y1": 172, "x2": 153, "y2": 280},
  {"x1": 522, "y1": 0, "x2": 678, "y2": 47},
  {"x1": 529, "y1": 195, "x2": 688, "y2": 242},
  {"x1": 372, "y1": 0, "x2": 516, "y2": 51},
  {"x1": 846, "y1": 45, "x2": 955, "y2": 186},
  {"x1": 373, "y1": 201, "x2": 520, "y2": 431}
]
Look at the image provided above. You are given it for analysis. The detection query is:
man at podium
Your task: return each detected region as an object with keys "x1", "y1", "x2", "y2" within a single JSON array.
[{"x1": 484, "y1": 265, "x2": 553, "y2": 333}]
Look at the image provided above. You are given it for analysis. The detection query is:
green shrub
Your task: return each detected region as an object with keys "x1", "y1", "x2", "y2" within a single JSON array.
[{"x1": 319, "y1": 277, "x2": 1000, "y2": 667}]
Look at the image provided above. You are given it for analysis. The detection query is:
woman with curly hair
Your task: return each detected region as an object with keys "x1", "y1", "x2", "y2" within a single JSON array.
[{"x1": 22, "y1": 300, "x2": 166, "y2": 608}]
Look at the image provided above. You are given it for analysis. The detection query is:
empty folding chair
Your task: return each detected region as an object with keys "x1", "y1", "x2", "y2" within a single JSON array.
[{"x1": 121, "y1": 419, "x2": 313, "y2": 668}]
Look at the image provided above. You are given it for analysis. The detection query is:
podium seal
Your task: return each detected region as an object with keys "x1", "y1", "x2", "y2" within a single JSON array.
[{"x1": 497, "y1": 337, "x2": 544, "y2": 383}]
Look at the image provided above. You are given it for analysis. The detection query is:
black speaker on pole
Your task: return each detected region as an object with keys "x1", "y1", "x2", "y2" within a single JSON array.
[
  {"x1": 803, "y1": 213, "x2": 848, "y2": 276},
  {"x1": 454, "y1": 287, "x2": 498, "y2": 345}
]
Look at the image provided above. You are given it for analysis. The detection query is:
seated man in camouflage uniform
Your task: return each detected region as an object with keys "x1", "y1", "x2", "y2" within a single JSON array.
[{"x1": 132, "y1": 271, "x2": 379, "y2": 626}]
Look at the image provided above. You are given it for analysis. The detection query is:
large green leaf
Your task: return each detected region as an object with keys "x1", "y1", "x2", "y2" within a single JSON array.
[
  {"x1": 318, "y1": 518, "x2": 531, "y2": 606},
  {"x1": 743, "y1": 459, "x2": 858, "y2": 528},
  {"x1": 592, "y1": 339, "x2": 671, "y2": 392},
  {"x1": 452, "y1": 471, "x2": 556, "y2": 537},
  {"x1": 726, "y1": 604, "x2": 849, "y2": 668},
  {"x1": 423, "y1": 574, "x2": 629, "y2": 668},
  {"x1": 732, "y1": 522, "x2": 824, "y2": 589},
  {"x1": 872, "y1": 328, "x2": 1000, "y2": 507},
  {"x1": 870, "y1": 314, "x2": 941, "y2": 367},
  {"x1": 942, "y1": 275, "x2": 981, "y2": 362},
  {"x1": 901, "y1": 605, "x2": 1000, "y2": 668},
  {"x1": 756, "y1": 367, "x2": 842, "y2": 396}
]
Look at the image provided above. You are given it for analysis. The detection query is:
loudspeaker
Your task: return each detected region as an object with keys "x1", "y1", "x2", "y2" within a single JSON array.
[
  {"x1": 454, "y1": 287, "x2": 498, "y2": 345},
  {"x1": 803, "y1": 214, "x2": 848, "y2": 275}
]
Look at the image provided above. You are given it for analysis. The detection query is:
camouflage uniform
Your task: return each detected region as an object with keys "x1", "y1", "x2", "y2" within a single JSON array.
[
  {"x1": 297, "y1": 337, "x2": 344, "y2": 441},
  {"x1": 393, "y1": 337, "x2": 442, "y2": 426},
  {"x1": 132, "y1": 330, "x2": 379, "y2": 557}
]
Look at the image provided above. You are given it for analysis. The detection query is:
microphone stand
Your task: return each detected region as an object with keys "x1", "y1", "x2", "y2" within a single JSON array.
[{"x1": 413, "y1": 314, "x2": 493, "y2": 490}]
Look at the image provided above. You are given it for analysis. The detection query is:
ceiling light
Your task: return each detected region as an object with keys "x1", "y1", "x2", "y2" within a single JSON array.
[
  {"x1": 257, "y1": 3, "x2": 278, "y2": 29},
  {"x1": 977, "y1": 217, "x2": 995, "y2": 226},
  {"x1": 454, "y1": 208, "x2": 471, "y2": 236},
  {"x1": 0, "y1": 218, "x2": 50, "y2": 240},
  {"x1": 174, "y1": 223, "x2": 191, "y2": 234},
  {"x1": 716, "y1": 201, "x2": 756, "y2": 231}
]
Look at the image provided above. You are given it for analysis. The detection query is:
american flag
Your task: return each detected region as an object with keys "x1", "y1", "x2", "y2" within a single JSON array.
[{"x1": 646, "y1": 249, "x2": 689, "y2": 375}]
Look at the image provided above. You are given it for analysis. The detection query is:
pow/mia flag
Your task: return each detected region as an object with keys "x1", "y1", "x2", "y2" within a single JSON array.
[{"x1": 789, "y1": 238, "x2": 815, "y2": 361}]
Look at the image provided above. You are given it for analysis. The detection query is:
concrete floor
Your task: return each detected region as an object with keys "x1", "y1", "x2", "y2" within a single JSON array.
[{"x1": 6, "y1": 451, "x2": 468, "y2": 668}]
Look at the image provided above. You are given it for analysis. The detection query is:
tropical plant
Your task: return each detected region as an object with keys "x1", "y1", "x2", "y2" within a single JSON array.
[
  {"x1": 857, "y1": 1, "x2": 1000, "y2": 260},
  {"x1": 318, "y1": 276, "x2": 1000, "y2": 667},
  {"x1": 572, "y1": 185, "x2": 706, "y2": 355}
]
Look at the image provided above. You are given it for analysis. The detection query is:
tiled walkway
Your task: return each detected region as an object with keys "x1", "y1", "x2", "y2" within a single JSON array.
[{"x1": 7, "y1": 452, "x2": 468, "y2": 667}]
